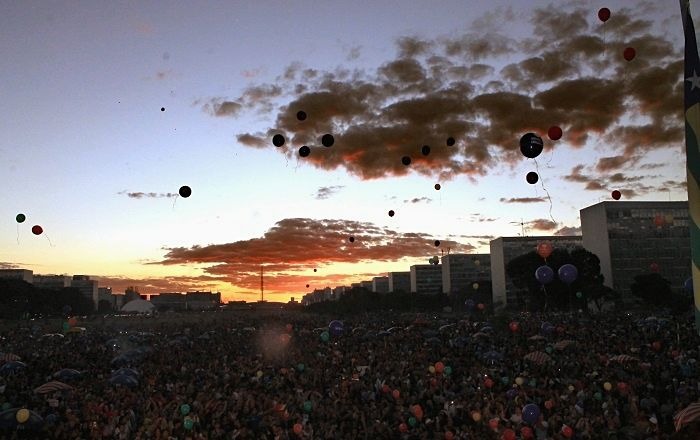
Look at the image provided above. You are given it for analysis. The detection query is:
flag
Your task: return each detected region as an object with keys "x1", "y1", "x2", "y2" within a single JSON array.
[{"x1": 680, "y1": 0, "x2": 700, "y2": 336}]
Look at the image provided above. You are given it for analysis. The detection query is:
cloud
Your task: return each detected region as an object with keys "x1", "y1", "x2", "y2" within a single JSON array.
[
  {"x1": 596, "y1": 155, "x2": 631, "y2": 172},
  {"x1": 93, "y1": 275, "x2": 223, "y2": 295},
  {"x1": 554, "y1": 225, "x2": 582, "y2": 236},
  {"x1": 404, "y1": 197, "x2": 432, "y2": 204},
  {"x1": 0, "y1": 262, "x2": 20, "y2": 270},
  {"x1": 529, "y1": 218, "x2": 558, "y2": 231},
  {"x1": 241, "y1": 68, "x2": 262, "y2": 79},
  {"x1": 152, "y1": 218, "x2": 475, "y2": 293},
  {"x1": 200, "y1": 99, "x2": 242, "y2": 117},
  {"x1": 499, "y1": 197, "x2": 546, "y2": 204},
  {"x1": 315, "y1": 185, "x2": 344, "y2": 200},
  {"x1": 118, "y1": 191, "x2": 176, "y2": 199}
]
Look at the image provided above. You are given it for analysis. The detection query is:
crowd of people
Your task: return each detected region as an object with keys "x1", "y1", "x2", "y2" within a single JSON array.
[{"x1": 0, "y1": 308, "x2": 699, "y2": 439}]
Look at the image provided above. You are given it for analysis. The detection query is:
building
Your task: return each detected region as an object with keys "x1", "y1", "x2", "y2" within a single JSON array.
[
  {"x1": 490, "y1": 236, "x2": 583, "y2": 308},
  {"x1": 372, "y1": 276, "x2": 389, "y2": 294},
  {"x1": 0, "y1": 269, "x2": 34, "y2": 283},
  {"x1": 360, "y1": 280, "x2": 373, "y2": 290},
  {"x1": 71, "y1": 275, "x2": 98, "y2": 311},
  {"x1": 332, "y1": 286, "x2": 348, "y2": 299},
  {"x1": 185, "y1": 291, "x2": 222, "y2": 310},
  {"x1": 410, "y1": 264, "x2": 443, "y2": 295},
  {"x1": 98, "y1": 287, "x2": 113, "y2": 309},
  {"x1": 581, "y1": 201, "x2": 690, "y2": 297},
  {"x1": 388, "y1": 272, "x2": 411, "y2": 293},
  {"x1": 33, "y1": 275, "x2": 72, "y2": 291},
  {"x1": 441, "y1": 253, "x2": 491, "y2": 295},
  {"x1": 150, "y1": 292, "x2": 186, "y2": 311}
]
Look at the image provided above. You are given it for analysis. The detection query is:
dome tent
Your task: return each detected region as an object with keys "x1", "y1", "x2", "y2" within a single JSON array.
[{"x1": 121, "y1": 299, "x2": 155, "y2": 314}]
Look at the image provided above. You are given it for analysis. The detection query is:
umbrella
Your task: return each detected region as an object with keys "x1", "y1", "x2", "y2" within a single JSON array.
[
  {"x1": 111, "y1": 368, "x2": 139, "y2": 378},
  {"x1": 425, "y1": 337, "x2": 442, "y2": 346},
  {"x1": 110, "y1": 355, "x2": 133, "y2": 367},
  {"x1": 0, "y1": 361, "x2": 26, "y2": 375},
  {"x1": 524, "y1": 351, "x2": 552, "y2": 365},
  {"x1": 528, "y1": 335, "x2": 545, "y2": 341},
  {"x1": 482, "y1": 351, "x2": 504, "y2": 362},
  {"x1": 554, "y1": 340, "x2": 575, "y2": 351},
  {"x1": 34, "y1": 381, "x2": 73, "y2": 394},
  {"x1": 423, "y1": 330, "x2": 439, "y2": 339},
  {"x1": 0, "y1": 408, "x2": 44, "y2": 430},
  {"x1": 473, "y1": 332, "x2": 489, "y2": 338},
  {"x1": 675, "y1": 402, "x2": 700, "y2": 432},
  {"x1": 108, "y1": 374, "x2": 139, "y2": 387},
  {"x1": 452, "y1": 336, "x2": 470, "y2": 348},
  {"x1": 439, "y1": 324, "x2": 456, "y2": 332},
  {"x1": 53, "y1": 369, "x2": 82, "y2": 381},
  {"x1": 0, "y1": 353, "x2": 21, "y2": 362},
  {"x1": 41, "y1": 333, "x2": 64, "y2": 339},
  {"x1": 608, "y1": 355, "x2": 639, "y2": 363}
]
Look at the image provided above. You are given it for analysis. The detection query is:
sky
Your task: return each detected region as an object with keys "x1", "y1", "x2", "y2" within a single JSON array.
[{"x1": 0, "y1": 0, "x2": 694, "y2": 302}]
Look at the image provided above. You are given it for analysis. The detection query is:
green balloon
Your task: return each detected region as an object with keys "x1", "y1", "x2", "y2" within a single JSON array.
[
  {"x1": 529, "y1": 379, "x2": 537, "y2": 387},
  {"x1": 180, "y1": 404, "x2": 190, "y2": 415},
  {"x1": 408, "y1": 417, "x2": 417, "y2": 427},
  {"x1": 501, "y1": 376, "x2": 510, "y2": 385},
  {"x1": 576, "y1": 291, "x2": 583, "y2": 299},
  {"x1": 545, "y1": 346, "x2": 553, "y2": 354},
  {"x1": 297, "y1": 363, "x2": 305, "y2": 372},
  {"x1": 303, "y1": 401, "x2": 312, "y2": 413},
  {"x1": 444, "y1": 366, "x2": 452, "y2": 375},
  {"x1": 320, "y1": 331, "x2": 330, "y2": 342},
  {"x1": 594, "y1": 392, "x2": 602, "y2": 401},
  {"x1": 183, "y1": 417, "x2": 193, "y2": 430},
  {"x1": 16, "y1": 214, "x2": 25, "y2": 223},
  {"x1": 62, "y1": 322, "x2": 69, "y2": 331}
]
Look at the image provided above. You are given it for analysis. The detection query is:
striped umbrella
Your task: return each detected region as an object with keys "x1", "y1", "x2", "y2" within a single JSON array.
[
  {"x1": 675, "y1": 402, "x2": 700, "y2": 432},
  {"x1": 524, "y1": 351, "x2": 552, "y2": 365},
  {"x1": 0, "y1": 353, "x2": 21, "y2": 362},
  {"x1": 34, "y1": 381, "x2": 73, "y2": 394},
  {"x1": 554, "y1": 340, "x2": 575, "y2": 351},
  {"x1": 528, "y1": 335, "x2": 545, "y2": 341},
  {"x1": 608, "y1": 355, "x2": 639, "y2": 363}
]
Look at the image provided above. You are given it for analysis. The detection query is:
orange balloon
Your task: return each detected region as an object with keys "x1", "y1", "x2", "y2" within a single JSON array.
[
  {"x1": 471, "y1": 411, "x2": 482, "y2": 422},
  {"x1": 68, "y1": 317, "x2": 77, "y2": 327},
  {"x1": 412, "y1": 404, "x2": 424, "y2": 420},
  {"x1": 392, "y1": 389, "x2": 400, "y2": 399},
  {"x1": 537, "y1": 242, "x2": 553, "y2": 259},
  {"x1": 489, "y1": 418, "x2": 499, "y2": 430},
  {"x1": 502, "y1": 429, "x2": 516, "y2": 440}
]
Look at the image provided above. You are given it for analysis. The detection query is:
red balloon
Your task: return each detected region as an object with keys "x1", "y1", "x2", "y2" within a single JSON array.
[
  {"x1": 521, "y1": 426, "x2": 534, "y2": 439},
  {"x1": 611, "y1": 190, "x2": 621, "y2": 200},
  {"x1": 489, "y1": 418, "x2": 499, "y2": 430},
  {"x1": 399, "y1": 423, "x2": 408, "y2": 433},
  {"x1": 562, "y1": 425, "x2": 573, "y2": 438},
  {"x1": 31, "y1": 225, "x2": 43, "y2": 235},
  {"x1": 537, "y1": 242, "x2": 553, "y2": 259},
  {"x1": 650, "y1": 262, "x2": 659, "y2": 273},
  {"x1": 623, "y1": 47, "x2": 636, "y2": 61},
  {"x1": 392, "y1": 389, "x2": 400, "y2": 399},
  {"x1": 382, "y1": 384, "x2": 390, "y2": 393},
  {"x1": 411, "y1": 404, "x2": 424, "y2": 420},
  {"x1": 617, "y1": 382, "x2": 628, "y2": 392},
  {"x1": 445, "y1": 431, "x2": 455, "y2": 440},
  {"x1": 652, "y1": 341, "x2": 662, "y2": 351},
  {"x1": 547, "y1": 126, "x2": 562, "y2": 140},
  {"x1": 502, "y1": 428, "x2": 516, "y2": 440},
  {"x1": 285, "y1": 323, "x2": 293, "y2": 333},
  {"x1": 509, "y1": 321, "x2": 519, "y2": 332},
  {"x1": 435, "y1": 362, "x2": 445, "y2": 373},
  {"x1": 484, "y1": 378, "x2": 494, "y2": 388},
  {"x1": 293, "y1": 423, "x2": 302, "y2": 434},
  {"x1": 544, "y1": 400, "x2": 554, "y2": 410},
  {"x1": 598, "y1": 7, "x2": 611, "y2": 22},
  {"x1": 654, "y1": 214, "x2": 665, "y2": 227}
]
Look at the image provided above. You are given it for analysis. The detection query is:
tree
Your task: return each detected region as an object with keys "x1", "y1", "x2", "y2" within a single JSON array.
[{"x1": 629, "y1": 273, "x2": 690, "y2": 313}]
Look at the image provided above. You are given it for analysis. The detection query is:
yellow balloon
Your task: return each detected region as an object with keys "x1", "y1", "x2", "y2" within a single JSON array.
[
  {"x1": 472, "y1": 283, "x2": 479, "y2": 290},
  {"x1": 256, "y1": 370, "x2": 263, "y2": 378},
  {"x1": 471, "y1": 411, "x2": 482, "y2": 422},
  {"x1": 665, "y1": 214, "x2": 674, "y2": 224},
  {"x1": 515, "y1": 377, "x2": 524, "y2": 386},
  {"x1": 474, "y1": 260, "x2": 480, "y2": 266},
  {"x1": 428, "y1": 366, "x2": 436, "y2": 374},
  {"x1": 16, "y1": 408, "x2": 29, "y2": 424},
  {"x1": 603, "y1": 382, "x2": 612, "y2": 391},
  {"x1": 568, "y1": 385, "x2": 575, "y2": 392}
]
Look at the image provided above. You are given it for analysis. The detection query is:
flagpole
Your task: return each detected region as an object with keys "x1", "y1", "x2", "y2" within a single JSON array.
[{"x1": 680, "y1": 0, "x2": 700, "y2": 335}]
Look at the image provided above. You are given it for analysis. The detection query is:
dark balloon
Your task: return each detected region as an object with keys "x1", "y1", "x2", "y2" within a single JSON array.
[
  {"x1": 160, "y1": 107, "x2": 165, "y2": 112},
  {"x1": 623, "y1": 47, "x2": 636, "y2": 61},
  {"x1": 526, "y1": 172, "x2": 539, "y2": 184},
  {"x1": 16, "y1": 214, "x2": 26, "y2": 223},
  {"x1": 349, "y1": 236, "x2": 355, "y2": 243},
  {"x1": 179, "y1": 186, "x2": 192, "y2": 198},
  {"x1": 650, "y1": 262, "x2": 659, "y2": 273},
  {"x1": 598, "y1": 7, "x2": 610, "y2": 22},
  {"x1": 558, "y1": 264, "x2": 578, "y2": 284},
  {"x1": 421, "y1": 145, "x2": 431, "y2": 156},
  {"x1": 684, "y1": 277, "x2": 693, "y2": 293},
  {"x1": 434, "y1": 183, "x2": 441, "y2": 190},
  {"x1": 296, "y1": 111, "x2": 307, "y2": 121},
  {"x1": 32, "y1": 225, "x2": 43, "y2": 235},
  {"x1": 611, "y1": 190, "x2": 621, "y2": 200},
  {"x1": 535, "y1": 265, "x2": 554, "y2": 285},
  {"x1": 446, "y1": 137, "x2": 455, "y2": 146},
  {"x1": 519, "y1": 133, "x2": 544, "y2": 159},
  {"x1": 306, "y1": 284, "x2": 309, "y2": 288},
  {"x1": 388, "y1": 210, "x2": 395, "y2": 217},
  {"x1": 313, "y1": 268, "x2": 317, "y2": 272},
  {"x1": 401, "y1": 156, "x2": 411, "y2": 166},
  {"x1": 299, "y1": 146, "x2": 311, "y2": 157},
  {"x1": 272, "y1": 134, "x2": 285, "y2": 147},
  {"x1": 547, "y1": 126, "x2": 562, "y2": 140},
  {"x1": 434, "y1": 240, "x2": 440, "y2": 247},
  {"x1": 321, "y1": 134, "x2": 334, "y2": 147}
]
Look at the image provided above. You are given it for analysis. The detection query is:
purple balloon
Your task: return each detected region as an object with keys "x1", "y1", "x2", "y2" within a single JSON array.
[
  {"x1": 535, "y1": 265, "x2": 554, "y2": 285},
  {"x1": 558, "y1": 264, "x2": 578, "y2": 284},
  {"x1": 328, "y1": 320, "x2": 344, "y2": 337},
  {"x1": 506, "y1": 388, "x2": 518, "y2": 399},
  {"x1": 522, "y1": 403, "x2": 541, "y2": 425}
]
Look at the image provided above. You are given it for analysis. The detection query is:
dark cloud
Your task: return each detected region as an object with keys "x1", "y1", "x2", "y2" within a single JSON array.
[
  {"x1": 153, "y1": 218, "x2": 475, "y2": 293},
  {"x1": 118, "y1": 191, "x2": 176, "y2": 199},
  {"x1": 404, "y1": 197, "x2": 432, "y2": 204},
  {"x1": 554, "y1": 225, "x2": 582, "y2": 236},
  {"x1": 93, "y1": 275, "x2": 223, "y2": 295},
  {"x1": 499, "y1": 197, "x2": 546, "y2": 204},
  {"x1": 596, "y1": 156, "x2": 631, "y2": 172},
  {"x1": 201, "y1": 99, "x2": 242, "y2": 117},
  {"x1": 315, "y1": 185, "x2": 344, "y2": 200},
  {"x1": 529, "y1": 218, "x2": 558, "y2": 231},
  {"x1": 0, "y1": 262, "x2": 20, "y2": 269}
]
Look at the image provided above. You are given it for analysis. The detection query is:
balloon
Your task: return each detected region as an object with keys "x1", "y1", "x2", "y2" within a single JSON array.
[
  {"x1": 349, "y1": 236, "x2": 355, "y2": 243},
  {"x1": 529, "y1": 379, "x2": 537, "y2": 387},
  {"x1": 526, "y1": 171, "x2": 539, "y2": 184},
  {"x1": 434, "y1": 183, "x2": 441, "y2": 190},
  {"x1": 256, "y1": 370, "x2": 263, "y2": 378},
  {"x1": 537, "y1": 242, "x2": 553, "y2": 259},
  {"x1": 522, "y1": 403, "x2": 541, "y2": 424},
  {"x1": 320, "y1": 331, "x2": 330, "y2": 342},
  {"x1": 562, "y1": 425, "x2": 573, "y2": 438},
  {"x1": 515, "y1": 377, "x2": 524, "y2": 386},
  {"x1": 611, "y1": 190, "x2": 621, "y2": 200},
  {"x1": 16, "y1": 408, "x2": 29, "y2": 424},
  {"x1": 408, "y1": 416, "x2": 417, "y2": 426},
  {"x1": 545, "y1": 345, "x2": 553, "y2": 354},
  {"x1": 604, "y1": 382, "x2": 612, "y2": 391},
  {"x1": 16, "y1": 214, "x2": 26, "y2": 223},
  {"x1": 399, "y1": 423, "x2": 408, "y2": 433},
  {"x1": 654, "y1": 214, "x2": 665, "y2": 227},
  {"x1": 544, "y1": 400, "x2": 553, "y2": 409},
  {"x1": 547, "y1": 126, "x2": 562, "y2": 140},
  {"x1": 392, "y1": 389, "x2": 400, "y2": 399},
  {"x1": 178, "y1": 186, "x2": 191, "y2": 198},
  {"x1": 293, "y1": 423, "x2": 303, "y2": 434},
  {"x1": 388, "y1": 210, "x2": 395, "y2": 217},
  {"x1": 650, "y1": 262, "x2": 659, "y2": 272},
  {"x1": 598, "y1": 7, "x2": 611, "y2": 22},
  {"x1": 445, "y1": 431, "x2": 455, "y2": 440},
  {"x1": 68, "y1": 317, "x2": 77, "y2": 327},
  {"x1": 652, "y1": 341, "x2": 662, "y2": 351},
  {"x1": 180, "y1": 404, "x2": 191, "y2": 415},
  {"x1": 184, "y1": 417, "x2": 194, "y2": 430},
  {"x1": 617, "y1": 382, "x2": 627, "y2": 392},
  {"x1": 594, "y1": 392, "x2": 602, "y2": 401},
  {"x1": 305, "y1": 284, "x2": 309, "y2": 288},
  {"x1": 160, "y1": 107, "x2": 165, "y2": 111},
  {"x1": 502, "y1": 428, "x2": 516, "y2": 440},
  {"x1": 558, "y1": 264, "x2": 578, "y2": 284},
  {"x1": 444, "y1": 365, "x2": 452, "y2": 375},
  {"x1": 506, "y1": 388, "x2": 518, "y2": 399},
  {"x1": 421, "y1": 145, "x2": 431, "y2": 156},
  {"x1": 435, "y1": 362, "x2": 444, "y2": 373},
  {"x1": 685, "y1": 277, "x2": 694, "y2": 293},
  {"x1": 623, "y1": 47, "x2": 636, "y2": 61},
  {"x1": 286, "y1": 323, "x2": 293, "y2": 333},
  {"x1": 509, "y1": 321, "x2": 519, "y2": 332},
  {"x1": 303, "y1": 401, "x2": 312, "y2": 413},
  {"x1": 434, "y1": 240, "x2": 441, "y2": 247},
  {"x1": 521, "y1": 426, "x2": 534, "y2": 439},
  {"x1": 297, "y1": 363, "x2": 305, "y2": 372},
  {"x1": 299, "y1": 146, "x2": 310, "y2": 157},
  {"x1": 484, "y1": 377, "x2": 494, "y2": 388},
  {"x1": 272, "y1": 134, "x2": 285, "y2": 147},
  {"x1": 328, "y1": 320, "x2": 344, "y2": 336},
  {"x1": 32, "y1": 225, "x2": 43, "y2": 235},
  {"x1": 576, "y1": 291, "x2": 583, "y2": 299},
  {"x1": 489, "y1": 418, "x2": 499, "y2": 430},
  {"x1": 474, "y1": 259, "x2": 480, "y2": 266},
  {"x1": 472, "y1": 282, "x2": 479, "y2": 290},
  {"x1": 446, "y1": 137, "x2": 455, "y2": 146},
  {"x1": 321, "y1": 134, "x2": 334, "y2": 147},
  {"x1": 535, "y1": 265, "x2": 554, "y2": 284},
  {"x1": 296, "y1": 110, "x2": 307, "y2": 121},
  {"x1": 471, "y1": 411, "x2": 482, "y2": 422},
  {"x1": 429, "y1": 365, "x2": 436, "y2": 374},
  {"x1": 62, "y1": 321, "x2": 69, "y2": 331},
  {"x1": 477, "y1": 303, "x2": 485, "y2": 311},
  {"x1": 465, "y1": 299, "x2": 475, "y2": 309},
  {"x1": 520, "y1": 133, "x2": 544, "y2": 158},
  {"x1": 411, "y1": 404, "x2": 423, "y2": 420},
  {"x1": 665, "y1": 214, "x2": 674, "y2": 224},
  {"x1": 401, "y1": 156, "x2": 411, "y2": 166}
]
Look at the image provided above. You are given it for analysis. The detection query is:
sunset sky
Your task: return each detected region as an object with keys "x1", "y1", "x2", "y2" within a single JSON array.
[{"x1": 0, "y1": 0, "x2": 693, "y2": 302}]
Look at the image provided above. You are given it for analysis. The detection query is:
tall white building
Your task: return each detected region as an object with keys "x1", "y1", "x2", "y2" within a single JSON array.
[{"x1": 410, "y1": 264, "x2": 442, "y2": 295}]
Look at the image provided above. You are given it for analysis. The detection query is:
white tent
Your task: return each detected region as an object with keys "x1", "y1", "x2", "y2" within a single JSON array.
[{"x1": 121, "y1": 299, "x2": 155, "y2": 314}]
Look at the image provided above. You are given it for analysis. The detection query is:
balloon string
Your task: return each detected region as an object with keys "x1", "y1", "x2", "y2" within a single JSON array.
[
  {"x1": 45, "y1": 234, "x2": 55, "y2": 248},
  {"x1": 534, "y1": 158, "x2": 557, "y2": 226},
  {"x1": 172, "y1": 195, "x2": 178, "y2": 210},
  {"x1": 17, "y1": 224, "x2": 20, "y2": 245}
]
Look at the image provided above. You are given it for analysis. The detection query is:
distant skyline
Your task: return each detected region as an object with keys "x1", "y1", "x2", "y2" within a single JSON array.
[{"x1": 0, "y1": 1, "x2": 693, "y2": 302}]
